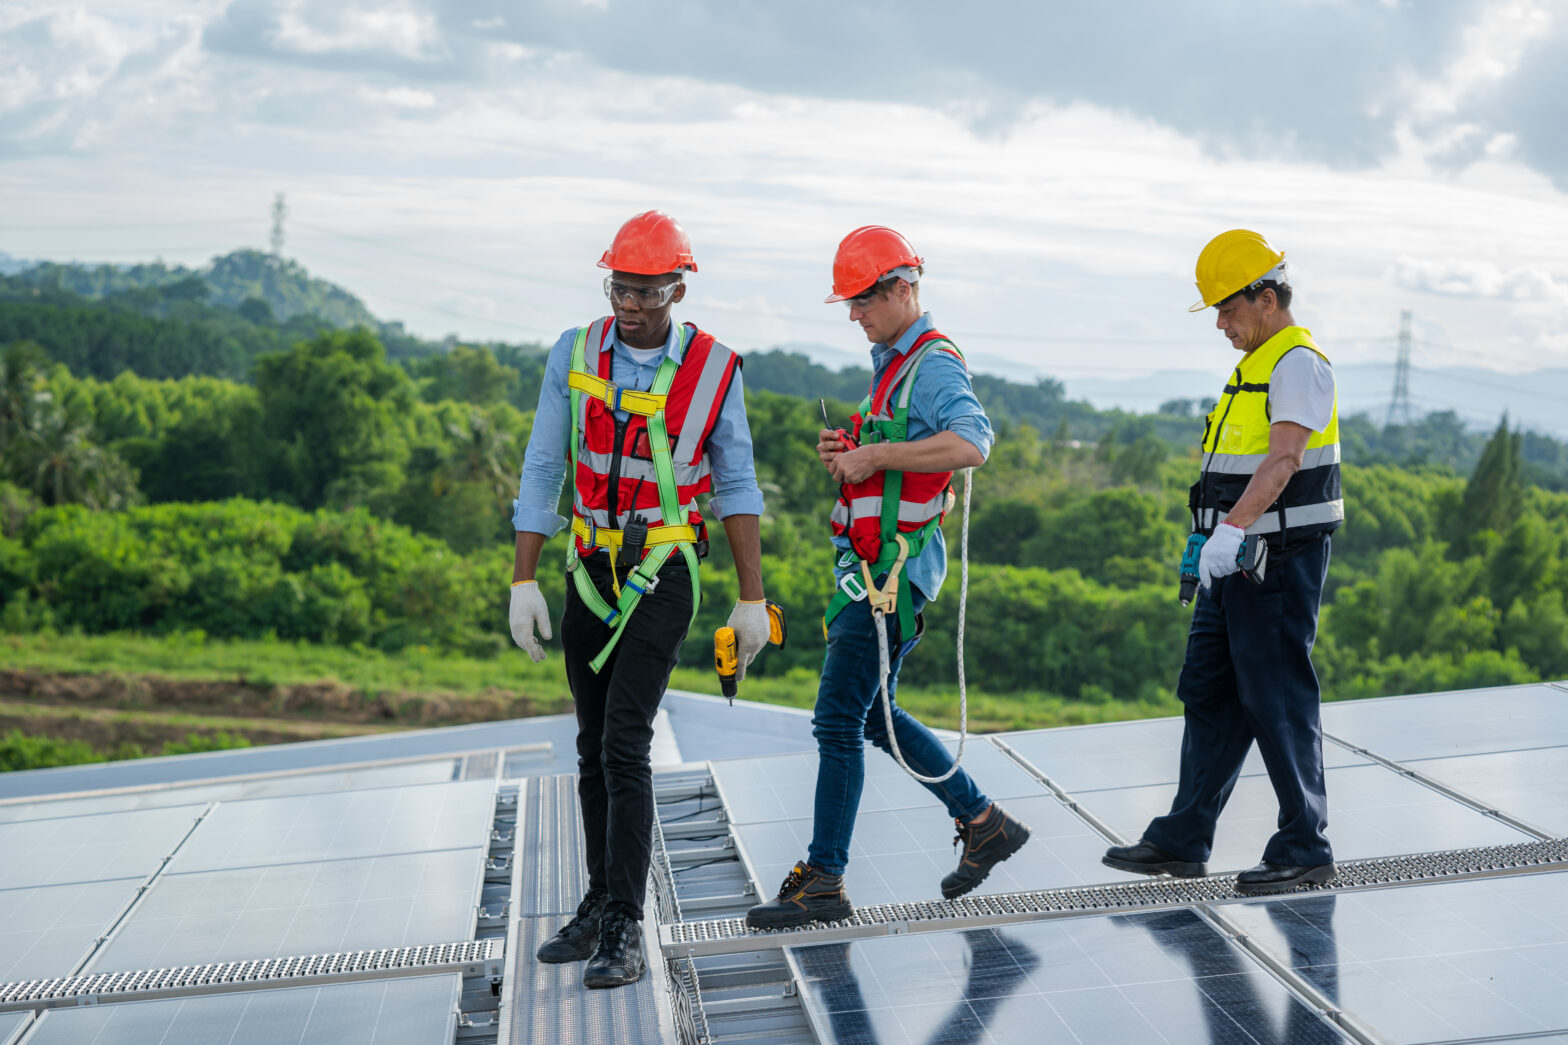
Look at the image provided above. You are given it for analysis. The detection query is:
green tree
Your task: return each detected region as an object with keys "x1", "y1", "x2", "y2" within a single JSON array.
[
  {"x1": 253, "y1": 329, "x2": 414, "y2": 509},
  {"x1": 1453, "y1": 416, "x2": 1523, "y2": 552}
]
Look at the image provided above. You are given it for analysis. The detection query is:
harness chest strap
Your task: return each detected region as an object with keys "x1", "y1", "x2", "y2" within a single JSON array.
[
  {"x1": 566, "y1": 323, "x2": 700, "y2": 673},
  {"x1": 824, "y1": 336, "x2": 960, "y2": 641}
]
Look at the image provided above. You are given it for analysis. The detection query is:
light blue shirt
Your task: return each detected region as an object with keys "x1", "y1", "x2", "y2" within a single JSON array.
[
  {"x1": 831, "y1": 312, "x2": 993, "y2": 602},
  {"x1": 512, "y1": 315, "x2": 765, "y2": 535}
]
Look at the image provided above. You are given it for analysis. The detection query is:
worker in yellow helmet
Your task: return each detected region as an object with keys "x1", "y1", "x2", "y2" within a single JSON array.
[{"x1": 1103, "y1": 230, "x2": 1343, "y2": 895}]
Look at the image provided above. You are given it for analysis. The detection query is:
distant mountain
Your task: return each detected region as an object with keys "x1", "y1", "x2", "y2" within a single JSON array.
[
  {"x1": 1065, "y1": 364, "x2": 1568, "y2": 439},
  {"x1": 16, "y1": 250, "x2": 380, "y2": 329}
]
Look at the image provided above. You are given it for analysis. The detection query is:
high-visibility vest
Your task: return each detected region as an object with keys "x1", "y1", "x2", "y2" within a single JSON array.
[
  {"x1": 825, "y1": 330, "x2": 963, "y2": 639},
  {"x1": 568, "y1": 316, "x2": 740, "y2": 556},
  {"x1": 563, "y1": 316, "x2": 739, "y2": 672},
  {"x1": 1189, "y1": 325, "x2": 1344, "y2": 549}
]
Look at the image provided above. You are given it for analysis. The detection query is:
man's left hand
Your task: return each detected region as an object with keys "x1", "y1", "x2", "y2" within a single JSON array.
[
  {"x1": 1199, "y1": 522, "x2": 1245, "y2": 590},
  {"x1": 828, "y1": 444, "x2": 883, "y2": 484},
  {"x1": 726, "y1": 600, "x2": 770, "y2": 681}
]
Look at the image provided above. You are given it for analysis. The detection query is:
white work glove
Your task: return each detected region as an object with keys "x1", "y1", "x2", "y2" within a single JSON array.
[
  {"x1": 509, "y1": 581, "x2": 552, "y2": 662},
  {"x1": 1199, "y1": 522, "x2": 1245, "y2": 591},
  {"x1": 727, "y1": 599, "x2": 770, "y2": 681}
]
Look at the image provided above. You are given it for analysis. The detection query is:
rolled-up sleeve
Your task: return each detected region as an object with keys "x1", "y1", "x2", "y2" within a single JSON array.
[
  {"x1": 704, "y1": 368, "x2": 766, "y2": 519},
  {"x1": 511, "y1": 329, "x2": 576, "y2": 535},
  {"x1": 912, "y1": 351, "x2": 993, "y2": 459}
]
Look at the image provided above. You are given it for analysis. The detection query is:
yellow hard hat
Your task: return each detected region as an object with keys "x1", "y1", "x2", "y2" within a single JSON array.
[{"x1": 1189, "y1": 229, "x2": 1286, "y2": 311}]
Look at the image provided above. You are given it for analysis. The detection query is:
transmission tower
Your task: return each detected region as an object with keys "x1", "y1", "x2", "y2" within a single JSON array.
[
  {"x1": 269, "y1": 192, "x2": 287, "y2": 259},
  {"x1": 1385, "y1": 309, "x2": 1413, "y2": 428}
]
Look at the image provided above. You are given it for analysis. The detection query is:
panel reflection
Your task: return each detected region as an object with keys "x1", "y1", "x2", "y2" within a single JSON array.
[{"x1": 792, "y1": 904, "x2": 1346, "y2": 1045}]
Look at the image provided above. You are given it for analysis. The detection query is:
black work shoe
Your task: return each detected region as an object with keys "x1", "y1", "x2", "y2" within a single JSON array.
[
  {"x1": 535, "y1": 892, "x2": 605, "y2": 964},
  {"x1": 583, "y1": 909, "x2": 645, "y2": 989},
  {"x1": 1234, "y1": 861, "x2": 1336, "y2": 895},
  {"x1": 941, "y1": 804, "x2": 1032, "y2": 899},
  {"x1": 1102, "y1": 839, "x2": 1207, "y2": 878},
  {"x1": 746, "y1": 861, "x2": 854, "y2": 929}
]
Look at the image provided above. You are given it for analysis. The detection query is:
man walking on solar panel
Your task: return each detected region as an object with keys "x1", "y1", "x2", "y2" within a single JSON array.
[
  {"x1": 746, "y1": 226, "x2": 1030, "y2": 930},
  {"x1": 509, "y1": 211, "x2": 772, "y2": 987},
  {"x1": 1102, "y1": 230, "x2": 1342, "y2": 894}
]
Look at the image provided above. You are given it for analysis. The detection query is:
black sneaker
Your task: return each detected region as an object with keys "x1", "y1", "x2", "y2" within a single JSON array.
[
  {"x1": 746, "y1": 861, "x2": 854, "y2": 929},
  {"x1": 941, "y1": 804, "x2": 1032, "y2": 899},
  {"x1": 583, "y1": 909, "x2": 645, "y2": 989},
  {"x1": 535, "y1": 892, "x2": 605, "y2": 964},
  {"x1": 1102, "y1": 839, "x2": 1207, "y2": 878}
]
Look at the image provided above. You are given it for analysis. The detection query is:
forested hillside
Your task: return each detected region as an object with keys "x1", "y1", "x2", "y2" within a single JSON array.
[{"x1": 2, "y1": 251, "x2": 1566, "y2": 768}]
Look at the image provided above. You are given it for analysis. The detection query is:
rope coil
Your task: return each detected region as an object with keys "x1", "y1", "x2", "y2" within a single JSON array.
[{"x1": 875, "y1": 466, "x2": 971, "y2": 784}]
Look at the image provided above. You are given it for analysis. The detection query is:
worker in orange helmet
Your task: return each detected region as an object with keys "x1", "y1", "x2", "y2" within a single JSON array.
[
  {"x1": 747, "y1": 226, "x2": 1031, "y2": 930},
  {"x1": 510, "y1": 210, "x2": 770, "y2": 987}
]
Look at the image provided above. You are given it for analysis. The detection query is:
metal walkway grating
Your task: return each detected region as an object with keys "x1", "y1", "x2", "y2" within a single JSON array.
[
  {"x1": 0, "y1": 940, "x2": 504, "y2": 1011},
  {"x1": 515, "y1": 774, "x2": 588, "y2": 916},
  {"x1": 660, "y1": 837, "x2": 1568, "y2": 957}
]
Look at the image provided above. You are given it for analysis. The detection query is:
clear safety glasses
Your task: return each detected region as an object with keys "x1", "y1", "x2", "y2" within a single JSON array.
[
  {"x1": 841, "y1": 287, "x2": 885, "y2": 312},
  {"x1": 604, "y1": 277, "x2": 681, "y2": 309}
]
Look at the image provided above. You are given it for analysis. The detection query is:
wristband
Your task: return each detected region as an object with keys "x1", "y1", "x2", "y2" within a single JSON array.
[{"x1": 511, "y1": 580, "x2": 537, "y2": 588}]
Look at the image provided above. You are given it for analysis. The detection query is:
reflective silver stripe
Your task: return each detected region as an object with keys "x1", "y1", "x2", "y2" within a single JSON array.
[
  {"x1": 1203, "y1": 443, "x2": 1341, "y2": 476},
  {"x1": 1200, "y1": 499, "x2": 1345, "y2": 535},
  {"x1": 572, "y1": 501, "x2": 699, "y2": 533},
  {"x1": 675, "y1": 338, "x2": 734, "y2": 467},
  {"x1": 832, "y1": 490, "x2": 947, "y2": 527},
  {"x1": 576, "y1": 448, "x2": 711, "y2": 487}
]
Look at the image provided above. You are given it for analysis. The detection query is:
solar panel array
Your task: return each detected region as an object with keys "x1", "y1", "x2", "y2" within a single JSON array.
[{"x1": 0, "y1": 681, "x2": 1563, "y2": 1043}]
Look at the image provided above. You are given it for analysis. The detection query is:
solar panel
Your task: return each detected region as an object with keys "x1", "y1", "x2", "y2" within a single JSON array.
[
  {"x1": 1076, "y1": 762, "x2": 1533, "y2": 873},
  {"x1": 1000, "y1": 716, "x2": 1369, "y2": 793},
  {"x1": 711, "y1": 739, "x2": 1044, "y2": 827},
  {"x1": 21, "y1": 973, "x2": 460, "y2": 1044},
  {"x1": 733, "y1": 795, "x2": 1114, "y2": 907},
  {"x1": 0, "y1": 1013, "x2": 25, "y2": 1045},
  {"x1": 169, "y1": 779, "x2": 496, "y2": 872},
  {"x1": 790, "y1": 908, "x2": 1346, "y2": 1043},
  {"x1": 0, "y1": 805, "x2": 204, "y2": 890},
  {"x1": 1322, "y1": 684, "x2": 1568, "y2": 761},
  {"x1": 1409, "y1": 747, "x2": 1568, "y2": 835},
  {"x1": 1225, "y1": 871, "x2": 1568, "y2": 1042},
  {"x1": 0, "y1": 879, "x2": 141, "y2": 981},
  {"x1": 660, "y1": 690, "x2": 818, "y2": 761},
  {"x1": 0, "y1": 762, "x2": 461, "y2": 825},
  {"x1": 87, "y1": 848, "x2": 484, "y2": 972}
]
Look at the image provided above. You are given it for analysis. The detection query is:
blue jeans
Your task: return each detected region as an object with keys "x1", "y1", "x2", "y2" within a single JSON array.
[
  {"x1": 807, "y1": 586, "x2": 990, "y2": 875},
  {"x1": 1143, "y1": 534, "x2": 1333, "y2": 868}
]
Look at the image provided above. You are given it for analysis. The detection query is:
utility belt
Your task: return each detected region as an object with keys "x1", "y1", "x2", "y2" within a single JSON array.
[
  {"x1": 567, "y1": 517, "x2": 701, "y2": 673},
  {"x1": 570, "y1": 517, "x2": 709, "y2": 564}
]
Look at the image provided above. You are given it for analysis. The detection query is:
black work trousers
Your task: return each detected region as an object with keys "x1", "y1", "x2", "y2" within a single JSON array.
[
  {"x1": 560, "y1": 551, "x2": 694, "y2": 920},
  {"x1": 1143, "y1": 533, "x2": 1333, "y2": 868}
]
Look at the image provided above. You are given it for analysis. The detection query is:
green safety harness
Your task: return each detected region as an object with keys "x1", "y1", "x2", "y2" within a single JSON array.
[
  {"x1": 823, "y1": 337, "x2": 962, "y2": 643},
  {"x1": 565, "y1": 324, "x2": 701, "y2": 673}
]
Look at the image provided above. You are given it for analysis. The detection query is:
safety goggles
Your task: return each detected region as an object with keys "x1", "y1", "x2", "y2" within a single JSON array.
[
  {"x1": 604, "y1": 277, "x2": 680, "y2": 308},
  {"x1": 841, "y1": 286, "x2": 884, "y2": 312}
]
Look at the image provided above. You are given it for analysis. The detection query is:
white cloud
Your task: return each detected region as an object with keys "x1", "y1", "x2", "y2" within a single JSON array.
[
  {"x1": 358, "y1": 85, "x2": 436, "y2": 108},
  {"x1": 1393, "y1": 257, "x2": 1568, "y2": 303},
  {"x1": 270, "y1": 1, "x2": 447, "y2": 62}
]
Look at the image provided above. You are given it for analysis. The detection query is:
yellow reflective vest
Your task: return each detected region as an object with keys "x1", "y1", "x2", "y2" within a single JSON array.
[{"x1": 1189, "y1": 326, "x2": 1344, "y2": 550}]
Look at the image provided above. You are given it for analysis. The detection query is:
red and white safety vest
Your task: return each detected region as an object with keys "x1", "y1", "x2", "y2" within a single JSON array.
[
  {"x1": 570, "y1": 317, "x2": 740, "y2": 557},
  {"x1": 830, "y1": 331, "x2": 963, "y2": 563}
]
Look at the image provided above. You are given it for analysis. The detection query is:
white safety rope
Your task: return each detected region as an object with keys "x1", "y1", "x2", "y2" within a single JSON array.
[{"x1": 875, "y1": 466, "x2": 970, "y2": 784}]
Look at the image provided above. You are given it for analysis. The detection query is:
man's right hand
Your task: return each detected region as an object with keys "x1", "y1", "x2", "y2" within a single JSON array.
[{"x1": 509, "y1": 581, "x2": 552, "y2": 662}]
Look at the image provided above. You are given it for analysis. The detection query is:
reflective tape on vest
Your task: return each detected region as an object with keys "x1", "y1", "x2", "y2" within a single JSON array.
[
  {"x1": 1201, "y1": 443, "x2": 1341, "y2": 476},
  {"x1": 1198, "y1": 500, "x2": 1345, "y2": 535},
  {"x1": 830, "y1": 488, "x2": 950, "y2": 528}
]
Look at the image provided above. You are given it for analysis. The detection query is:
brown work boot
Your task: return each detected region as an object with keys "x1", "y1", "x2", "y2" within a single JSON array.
[
  {"x1": 746, "y1": 861, "x2": 854, "y2": 929},
  {"x1": 941, "y1": 804, "x2": 1031, "y2": 899}
]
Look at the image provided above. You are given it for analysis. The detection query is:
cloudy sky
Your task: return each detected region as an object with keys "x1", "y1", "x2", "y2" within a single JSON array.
[{"x1": 3, "y1": 0, "x2": 1568, "y2": 406}]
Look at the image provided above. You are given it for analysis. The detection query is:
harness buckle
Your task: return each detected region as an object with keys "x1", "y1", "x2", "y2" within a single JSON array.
[{"x1": 838, "y1": 571, "x2": 867, "y2": 602}]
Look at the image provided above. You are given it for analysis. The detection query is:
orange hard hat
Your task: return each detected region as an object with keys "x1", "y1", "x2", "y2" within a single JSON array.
[
  {"x1": 598, "y1": 210, "x2": 697, "y2": 274},
  {"x1": 825, "y1": 225, "x2": 924, "y2": 302}
]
